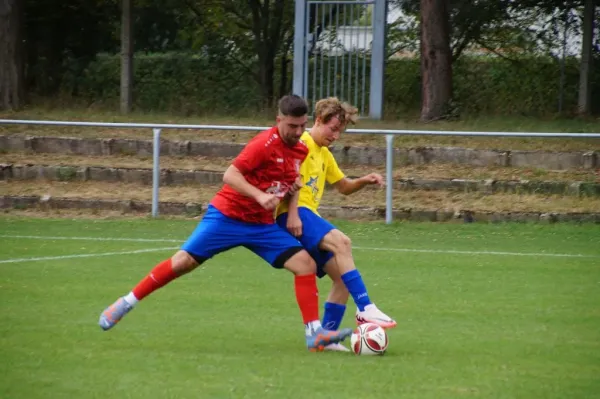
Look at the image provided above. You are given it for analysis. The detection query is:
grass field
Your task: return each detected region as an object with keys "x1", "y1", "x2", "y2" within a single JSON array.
[{"x1": 1, "y1": 216, "x2": 599, "y2": 398}]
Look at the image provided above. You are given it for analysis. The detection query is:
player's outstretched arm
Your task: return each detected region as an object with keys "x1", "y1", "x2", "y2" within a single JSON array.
[{"x1": 333, "y1": 173, "x2": 385, "y2": 196}]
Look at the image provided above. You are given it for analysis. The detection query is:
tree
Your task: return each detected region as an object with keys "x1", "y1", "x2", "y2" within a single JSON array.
[
  {"x1": 121, "y1": 0, "x2": 133, "y2": 114},
  {"x1": 0, "y1": 0, "x2": 25, "y2": 110},
  {"x1": 23, "y1": 0, "x2": 119, "y2": 96},
  {"x1": 182, "y1": 0, "x2": 294, "y2": 107},
  {"x1": 420, "y1": 0, "x2": 453, "y2": 121},
  {"x1": 394, "y1": 0, "x2": 514, "y2": 61},
  {"x1": 507, "y1": 0, "x2": 596, "y2": 114},
  {"x1": 578, "y1": 0, "x2": 595, "y2": 115}
]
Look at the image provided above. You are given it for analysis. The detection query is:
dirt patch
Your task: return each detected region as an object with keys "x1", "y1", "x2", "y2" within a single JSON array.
[{"x1": 3, "y1": 180, "x2": 600, "y2": 213}]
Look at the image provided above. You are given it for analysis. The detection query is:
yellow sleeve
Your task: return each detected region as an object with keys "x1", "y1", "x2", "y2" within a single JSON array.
[{"x1": 325, "y1": 150, "x2": 345, "y2": 185}]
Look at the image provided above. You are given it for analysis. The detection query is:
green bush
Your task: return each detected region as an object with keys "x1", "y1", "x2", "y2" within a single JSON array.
[
  {"x1": 47, "y1": 52, "x2": 599, "y2": 116},
  {"x1": 452, "y1": 56, "x2": 583, "y2": 116},
  {"x1": 65, "y1": 53, "x2": 262, "y2": 114}
]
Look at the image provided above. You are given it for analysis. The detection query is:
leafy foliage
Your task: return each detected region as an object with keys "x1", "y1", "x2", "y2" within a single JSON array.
[
  {"x1": 19, "y1": 0, "x2": 600, "y2": 115},
  {"x1": 56, "y1": 53, "x2": 599, "y2": 116}
]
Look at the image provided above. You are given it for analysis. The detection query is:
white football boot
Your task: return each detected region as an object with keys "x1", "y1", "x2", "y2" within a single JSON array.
[
  {"x1": 355, "y1": 304, "x2": 397, "y2": 329},
  {"x1": 324, "y1": 343, "x2": 351, "y2": 352}
]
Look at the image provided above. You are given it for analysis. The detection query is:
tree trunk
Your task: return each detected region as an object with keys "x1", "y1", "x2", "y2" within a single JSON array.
[
  {"x1": 0, "y1": 0, "x2": 25, "y2": 111},
  {"x1": 120, "y1": 0, "x2": 133, "y2": 114},
  {"x1": 279, "y1": 35, "x2": 294, "y2": 98},
  {"x1": 420, "y1": 0, "x2": 452, "y2": 122},
  {"x1": 279, "y1": 54, "x2": 289, "y2": 99},
  {"x1": 578, "y1": 0, "x2": 594, "y2": 115},
  {"x1": 258, "y1": 50, "x2": 276, "y2": 108}
]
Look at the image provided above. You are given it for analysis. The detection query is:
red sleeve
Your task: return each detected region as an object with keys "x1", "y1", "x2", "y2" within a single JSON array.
[{"x1": 233, "y1": 134, "x2": 270, "y2": 174}]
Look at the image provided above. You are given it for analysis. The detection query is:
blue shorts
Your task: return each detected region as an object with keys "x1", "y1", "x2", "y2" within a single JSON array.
[
  {"x1": 276, "y1": 207, "x2": 336, "y2": 278},
  {"x1": 181, "y1": 205, "x2": 304, "y2": 268}
]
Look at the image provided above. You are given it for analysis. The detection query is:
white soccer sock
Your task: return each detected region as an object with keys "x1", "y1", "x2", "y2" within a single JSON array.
[
  {"x1": 123, "y1": 292, "x2": 139, "y2": 307},
  {"x1": 305, "y1": 320, "x2": 322, "y2": 336}
]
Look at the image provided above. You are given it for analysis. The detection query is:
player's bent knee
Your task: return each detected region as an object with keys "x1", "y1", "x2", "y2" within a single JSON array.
[
  {"x1": 171, "y1": 250, "x2": 202, "y2": 275},
  {"x1": 323, "y1": 229, "x2": 352, "y2": 254},
  {"x1": 280, "y1": 249, "x2": 317, "y2": 275}
]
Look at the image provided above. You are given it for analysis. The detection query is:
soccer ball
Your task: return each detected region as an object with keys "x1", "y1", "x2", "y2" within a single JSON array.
[{"x1": 351, "y1": 323, "x2": 389, "y2": 355}]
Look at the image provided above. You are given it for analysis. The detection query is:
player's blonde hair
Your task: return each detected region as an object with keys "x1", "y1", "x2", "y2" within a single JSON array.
[{"x1": 314, "y1": 97, "x2": 358, "y2": 128}]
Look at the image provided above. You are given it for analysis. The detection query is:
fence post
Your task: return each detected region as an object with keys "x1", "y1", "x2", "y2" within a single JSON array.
[
  {"x1": 369, "y1": 0, "x2": 387, "y2": 119},
  {"x1": 385, "y1": 134, "x2": 394, "y2": 224},
  {"x1": 293, "y1": 0, "x2": 307, "y2": 97},
  {"x1": 152, "y1": 128, "x2": 161, "y2": 218}
]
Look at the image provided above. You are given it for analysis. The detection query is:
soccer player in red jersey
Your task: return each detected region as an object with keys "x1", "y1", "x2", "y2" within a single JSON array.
[{"x1": 98, "y1": 95, "x2": 352, "y2": 351}]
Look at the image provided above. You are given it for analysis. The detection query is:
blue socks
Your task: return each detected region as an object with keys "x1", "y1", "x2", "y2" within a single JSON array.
[
  {"x1": 341, "y1": 269, "x2": 371, "y2": 311},
  {"x1": 322, "y1": 302, "x2": 346, "y2": 330},
  {"x1": 322, "y1": 270, "x2": 372, "y2": 330}
]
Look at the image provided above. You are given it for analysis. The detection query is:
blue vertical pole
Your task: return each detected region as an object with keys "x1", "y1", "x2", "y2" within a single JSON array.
[
  {"x1": 369, "y1": 0, "x2": 386, "y2": 119},
  {"x1": 293, "y1": 0, "x2": 307, "y2": 96},
  {"x1": 152, "y1": 128, "x2": 161, "y2": 218},
  {"x1": 385, "y1": 134, "x2": 394, "y2": 224}
]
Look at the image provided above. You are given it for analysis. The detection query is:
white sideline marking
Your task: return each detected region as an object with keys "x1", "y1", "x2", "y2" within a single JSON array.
[
  {"x1": 1, "y1": 235, "x2": 598, "y2": 259},
  {"x1": 0, "y1": 235, "x2": 182, "y2": 243},
  {"x1": 0, "y1": 247, "x2": 178, "y2": 264}
]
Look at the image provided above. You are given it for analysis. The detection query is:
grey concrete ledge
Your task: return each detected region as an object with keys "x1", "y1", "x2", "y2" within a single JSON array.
[
  {"x1": 1, "y1": 135, "x2": 598, "y2": 170},
  {"x1": 2, "y1": 163, "x2": 598, "y2": 197},
  {"x1": 2, "y1": 195, "x2": 599, "y2": 223}
]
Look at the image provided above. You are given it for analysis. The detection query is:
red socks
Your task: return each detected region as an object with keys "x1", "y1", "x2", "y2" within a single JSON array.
[
  {"x1": 132, "y1": 258, "x2": 178, "y2": 300},
  {"x1": 294, "y1": 274, "x2": 320, "y2": 324},
  {"x1": 130, "y1": 260, "x2": 319, "y2": 326}
]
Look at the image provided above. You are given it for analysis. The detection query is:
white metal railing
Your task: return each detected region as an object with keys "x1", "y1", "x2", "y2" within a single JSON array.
[{"x1": 1, "y1": 119, "x2": 599, "y2": 224}]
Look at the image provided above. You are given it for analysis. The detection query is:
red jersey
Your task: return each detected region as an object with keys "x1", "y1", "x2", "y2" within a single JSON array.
[{"x1": 210, "y1": 126, "x2": 309, "y2": 224}]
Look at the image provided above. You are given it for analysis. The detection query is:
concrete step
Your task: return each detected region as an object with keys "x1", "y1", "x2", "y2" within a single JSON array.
[
  {"x1": 1, "y1": 134, "x2": 598, "y2": 170},
  {"x1": 2, "y1": 151, "x2": 598, "y2": 182},
  {"x1": 2, "y1": 162, "x2": 599, "y2": 197},
  {"x1": 1, "y1": 121, "x2": 598, "y2": 152}
]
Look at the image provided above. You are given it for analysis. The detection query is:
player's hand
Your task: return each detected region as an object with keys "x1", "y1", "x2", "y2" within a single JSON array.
[
  {"x1": 256, "y1": 192, "x2": 280, "y2": 211},
  {"x1": 287, "y1": 213, "x2": 303, "y2": 237},
  {"x1": 289, "y1": 177, "x2": 304, "y2": 195},
  {"x1": 362, "y1": 173, "x2": 385, "y2": 187}
]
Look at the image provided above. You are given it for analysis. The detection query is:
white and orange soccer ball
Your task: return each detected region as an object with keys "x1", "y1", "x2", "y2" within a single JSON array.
[{"x1": 350, "y1": 323, "x2": 389, "y2": 355}]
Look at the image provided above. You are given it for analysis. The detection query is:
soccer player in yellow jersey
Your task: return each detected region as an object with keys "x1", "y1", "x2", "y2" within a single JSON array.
[{"x1": 276, "y1": 97, "x2": 396, "y2": 352}]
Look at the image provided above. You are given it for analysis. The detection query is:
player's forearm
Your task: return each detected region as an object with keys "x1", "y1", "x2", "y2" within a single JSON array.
[
  {"x1": 288, "y1": 190, "x2": 300, "y2": 215},
  {"x1": 223, "y1": 165, "x2": 264, "y2": 200},
  {"x1": 336, "y1": 177, "x2": 367, "y2": 195}
]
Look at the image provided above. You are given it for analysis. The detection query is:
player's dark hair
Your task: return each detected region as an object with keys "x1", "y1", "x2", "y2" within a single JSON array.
[{"x1": 278, "y1": 94, "x2": 309, "y2": 117}]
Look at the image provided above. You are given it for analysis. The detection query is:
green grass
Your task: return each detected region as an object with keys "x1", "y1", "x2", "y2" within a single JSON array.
[{"x1": 1, "y1": 216, "x2": 599, "y2": 399}]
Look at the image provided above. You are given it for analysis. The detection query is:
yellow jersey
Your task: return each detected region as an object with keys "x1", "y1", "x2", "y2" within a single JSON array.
[{"x1": 276, "y1": 131, "x2": 345, "y2": 216}]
